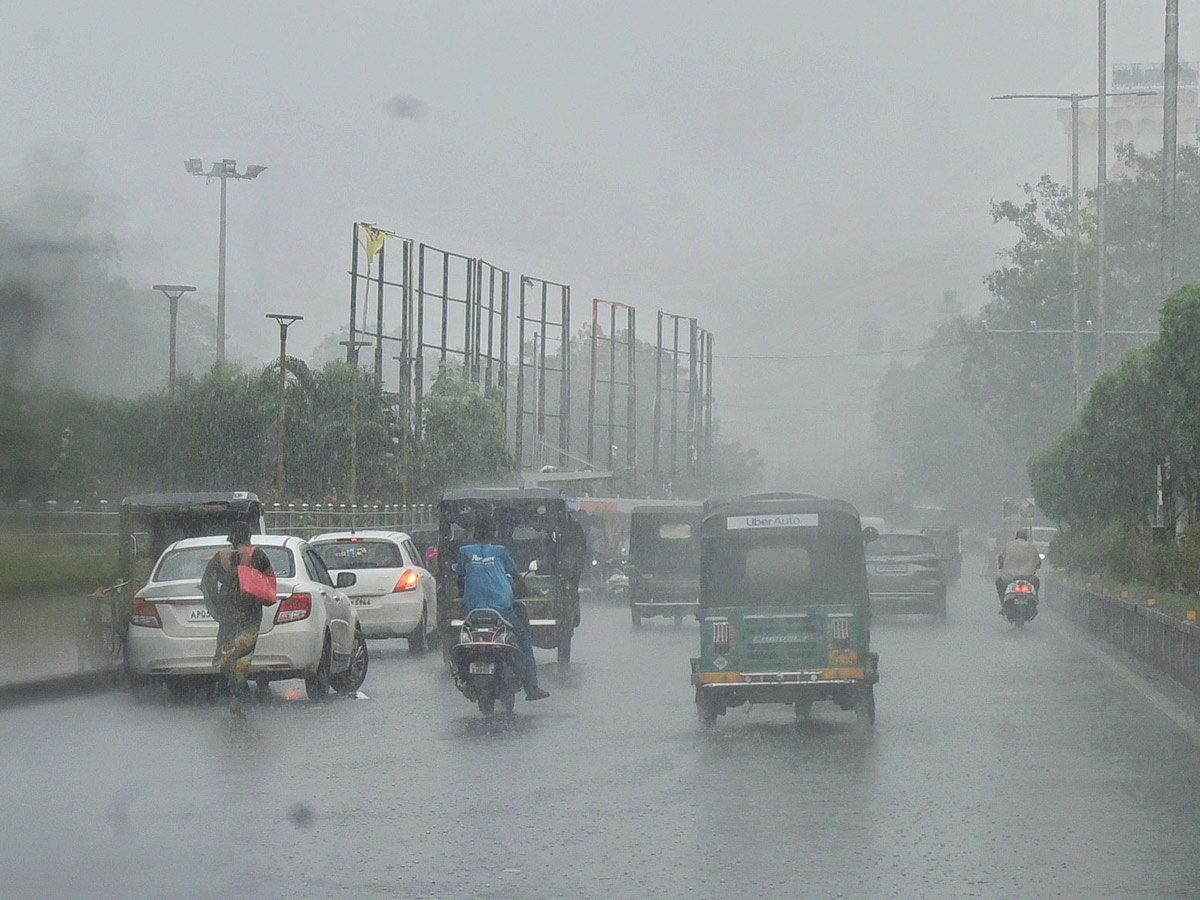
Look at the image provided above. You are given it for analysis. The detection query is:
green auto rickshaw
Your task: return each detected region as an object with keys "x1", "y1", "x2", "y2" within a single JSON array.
[
  {"x1": 437, "y1": 488, "x2": 585, "y2": 664},
  {"x1": 628, "y1": 502, "x2": 703, "y2": 627},
  {"x1": 691, "y1": 492, "x2": 880, "y2": 727}
]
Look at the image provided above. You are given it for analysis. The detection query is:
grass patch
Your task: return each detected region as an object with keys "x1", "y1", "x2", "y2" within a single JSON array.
[{"x1": 0, "y1": 531, "x2": 120, "y2": 593}]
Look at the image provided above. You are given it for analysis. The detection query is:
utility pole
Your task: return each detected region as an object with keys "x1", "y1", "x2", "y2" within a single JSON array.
[
  {"x1": 184, "y1": 158, "x2": 267, "y2": 364},
  {"x1": 340, "y1": 338, "x2": 370, "y2": 504},
  {"x1": 1162, "y1": 0, "x2": 1180, "y2": 298},
  {"x1": 266, "y1": 314, "x2": 303, "y2": 498}
]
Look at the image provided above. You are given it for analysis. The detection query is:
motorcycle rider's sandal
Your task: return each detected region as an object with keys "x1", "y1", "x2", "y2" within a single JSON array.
[{"x1": 525, "y1": 688, "x2": 550, "y2": 701}]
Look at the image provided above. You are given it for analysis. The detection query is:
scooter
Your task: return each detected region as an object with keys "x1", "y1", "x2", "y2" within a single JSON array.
[
  {"x1": 448, "y1": 607, "x2": 525, "y2": 715},
  {"x1": 1001, "y1": 578, "x2": 1039, "y2": 629}
]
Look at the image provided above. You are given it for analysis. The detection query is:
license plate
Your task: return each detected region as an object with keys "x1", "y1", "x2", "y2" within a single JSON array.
[
  {"x1": 351, "y1": 598, "x2": 373, "y2": 607},
  {"x1": 188, "y1": 608, "x2": 213, "y2": 621},
  {"x1": 1013, "y1": 596, "x2": 1029, "y2": 605},
  {"x1": 469, "y1": 662, "x2": 495, "y2": 675},
  {"x1": 875, "y1": 564, "x2": 907, "y2": 574}
]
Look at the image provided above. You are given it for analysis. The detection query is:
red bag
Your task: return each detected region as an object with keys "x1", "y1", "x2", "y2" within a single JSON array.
[{"x1": 237, "y1": 547, "x2": 278, "y2": 606}]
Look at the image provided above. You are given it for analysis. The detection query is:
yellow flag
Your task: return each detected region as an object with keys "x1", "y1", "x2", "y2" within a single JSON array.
[{"x1": 358, "y1": 223, "x2": 385, "y2": 263}]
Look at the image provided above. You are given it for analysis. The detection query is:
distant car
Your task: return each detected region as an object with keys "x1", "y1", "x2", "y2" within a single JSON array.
[
  {"x1": 126, "y1": 534, "x2": 368, "y2": 700},
  {"x1": 865, "y1": 531, "x2": 947, "y2": 621},
  {"x1": 310, "y1": 531, "x2": 438, "y2": 653}
]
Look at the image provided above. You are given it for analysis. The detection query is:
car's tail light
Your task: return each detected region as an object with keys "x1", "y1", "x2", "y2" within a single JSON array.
[
  {"x1": 394, "y1": 569, "x2": 420, "y2": 592},
  {"x1": 129, "y1": 596, "x2": 162, "y2": 628},
  {"x1": 275, "y1": 592, "x2": 312, "y2": 624},
  {"x1": 712, "y1": 620, "x2": 732, "y2": 654}
]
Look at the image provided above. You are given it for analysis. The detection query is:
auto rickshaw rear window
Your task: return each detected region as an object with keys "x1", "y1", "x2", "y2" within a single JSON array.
[{"x1": 658, "y1": 523, "x2": 693, "y2": 540}]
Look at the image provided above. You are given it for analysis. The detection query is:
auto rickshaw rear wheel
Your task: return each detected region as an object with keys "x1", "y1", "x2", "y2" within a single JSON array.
[
  {"x1": 631, "y1": 606, "x2": 642, "y2": 629},
  {"x1": 502, "y1": 691, "x2": 516, "y2": 713},
  {"x1": 697, "y1": 696, "x2": 719, "y2": 728},
  {"x1": 794, "y1": 699, "x2": 813, "y2": 719},
  {"x1": 855, "y1": 686, "x2": 875, "y2": 727},
  {"x1": 557, "y1": 637, "x2": 572, "y2": 663}
]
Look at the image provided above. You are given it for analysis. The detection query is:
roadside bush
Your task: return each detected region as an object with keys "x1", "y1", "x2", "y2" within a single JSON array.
[{"x1": 1050, "y1": 522, "x2": 1200, "y2": 597}]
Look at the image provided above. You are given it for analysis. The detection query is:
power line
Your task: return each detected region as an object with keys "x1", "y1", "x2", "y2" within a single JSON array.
[{"x1": 715, "y1": 340, "x2": 968, "y2": 361}]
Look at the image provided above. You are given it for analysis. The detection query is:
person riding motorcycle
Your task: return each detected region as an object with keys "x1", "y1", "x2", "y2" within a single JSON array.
[
  {"x1": 457, "y1": 522, "x2": 550, "y2": 701},
  {"x1": 995, "y1": 529, "x2": 1042, "y2": 608}
]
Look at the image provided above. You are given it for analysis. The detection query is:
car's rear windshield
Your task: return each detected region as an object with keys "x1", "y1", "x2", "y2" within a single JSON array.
[
  {"x1": 313, "y1": 540, "x2": 404, "y2": 569},
  {"x1": 701, "y1": 533, "x2": 867, "y2": 607},
  {"x1": 154, "y1": 545, "x2": 294, "y2": 581},
  {"x1": 866, "y1": 535, "x2": 935, "y2": 557}
]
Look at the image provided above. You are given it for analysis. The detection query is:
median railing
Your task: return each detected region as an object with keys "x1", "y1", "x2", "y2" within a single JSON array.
[{"x1": 1048, "y1": 578, "x2": 1200, "y2": 695}]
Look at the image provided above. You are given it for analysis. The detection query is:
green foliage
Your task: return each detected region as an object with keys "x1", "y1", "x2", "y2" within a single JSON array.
[
  {"x1": 411, "y1": 364, "x2": 514, "y2": 496},
  {"x1": 1050, "y1": 522, "x2": 1200, "y2": 599}
]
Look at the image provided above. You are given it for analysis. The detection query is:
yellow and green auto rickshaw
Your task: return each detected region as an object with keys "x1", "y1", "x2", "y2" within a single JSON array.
[{"x1": 691, "y1": 493, "x2": 880, "y2": 727}]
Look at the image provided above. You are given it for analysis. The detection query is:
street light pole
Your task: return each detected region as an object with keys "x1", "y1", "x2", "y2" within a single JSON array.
[
  {"x1": 992, "y1": 88, "x2": 1154, "y2": 411},
  {"x1": 1098, "y1": 0, "x2": 1109, "y2": 372},
  {"x1": 184, "y1": 158, "x2": 267, "y2": 365},
  {"x1": 152, "y1": 284, "x2": 197, "y2": 397},
  {"x1": 266, "y1": 314, "x2": 303, "y2": 498}
]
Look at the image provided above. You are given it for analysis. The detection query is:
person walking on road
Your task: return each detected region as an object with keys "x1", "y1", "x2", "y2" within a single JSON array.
[{"x1": 200, "y1": 522, "x2": 276, "y2": 715}]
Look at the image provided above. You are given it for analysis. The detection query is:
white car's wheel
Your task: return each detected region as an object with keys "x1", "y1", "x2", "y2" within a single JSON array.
[
  {"x1": 332, "y1": 629, "x2": 369, "y2": 693},
  {"x1": 305, "y1": 636, "x2": 332, "y2": 700}
]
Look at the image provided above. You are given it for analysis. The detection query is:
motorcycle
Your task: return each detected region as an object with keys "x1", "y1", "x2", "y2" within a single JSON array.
[
  {"x1": 448, "y1": 607, "x2": 526, "y2": 715},
  {"x1": 1001, "y1": 578, "x2": 1039, "y2": 628}
]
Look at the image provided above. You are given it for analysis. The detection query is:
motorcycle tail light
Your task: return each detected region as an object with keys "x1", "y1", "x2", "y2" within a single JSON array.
[
  {"x1": 129, "y1": 596, "x2": 162, "y2": 628},
  {"x1": 275, "y1": 592, "x2": 312, "y2": 624},
  {"x1": 1014, "y1": 583, "x2": 1032, "y2": 593},
  {"x1": 394, "y1": 569, "x2": 420, "y2": 592}
]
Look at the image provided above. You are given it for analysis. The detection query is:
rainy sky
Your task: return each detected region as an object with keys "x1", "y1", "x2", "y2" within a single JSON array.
[{"x1": 0, "y1": 1, "x2": 1194, "y2": 485}]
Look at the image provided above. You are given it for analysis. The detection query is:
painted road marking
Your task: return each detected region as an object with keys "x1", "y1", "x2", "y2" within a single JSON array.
[{"x1": 1047, "y1": 615, "x2": 1200, "y2": 747}]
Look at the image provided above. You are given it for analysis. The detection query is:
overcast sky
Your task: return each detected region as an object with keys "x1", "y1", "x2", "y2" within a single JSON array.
[{"x1": 1, "y1": 1, "x2": 1193, "y2": 486}]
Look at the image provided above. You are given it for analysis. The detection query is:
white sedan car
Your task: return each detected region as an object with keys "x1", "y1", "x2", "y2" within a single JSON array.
[
  {"x1": 310, "y1": 530, "x2": 437, "y2": 652},
  {"x1": 126, "y1": 534, "x2": 368, "y2": 700}
]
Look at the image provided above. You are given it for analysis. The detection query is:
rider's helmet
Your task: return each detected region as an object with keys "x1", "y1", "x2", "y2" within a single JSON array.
[{"x1": 1015, "y1": 528, "x2": 1029, "y2": 541}]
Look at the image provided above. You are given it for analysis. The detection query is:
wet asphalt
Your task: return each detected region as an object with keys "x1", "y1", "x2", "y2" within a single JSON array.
[{"x1": 2, "y1": 552, "x2": 1199, "y2": 899}]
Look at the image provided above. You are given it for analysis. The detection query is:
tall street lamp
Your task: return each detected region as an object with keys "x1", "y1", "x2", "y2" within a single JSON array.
[
  {"x1": 184, "y1": 158, "x2": 267, "y2": 365},
  {"x1": 266, "y1": 314, "x2": 303, "y2": 498},
  {"x1": 152, "y1": 284, "x2": 196, "y2": 397},
  {"x1": 993, "y1": 88, "x2": 1154, "y2": 412}
]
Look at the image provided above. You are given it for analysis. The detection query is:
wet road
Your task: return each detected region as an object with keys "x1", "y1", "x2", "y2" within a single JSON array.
[{"x1": 3, "y1": 555, "x2": 1200, "y2": 899}]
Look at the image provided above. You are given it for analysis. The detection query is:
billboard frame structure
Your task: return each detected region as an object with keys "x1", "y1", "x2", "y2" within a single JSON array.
[
  {"x1": 514, "y1": 276, "x2": 571, "y2": 470},
  {"x1": 587, "y1": 298, "x2": 637, "y2": 485}
]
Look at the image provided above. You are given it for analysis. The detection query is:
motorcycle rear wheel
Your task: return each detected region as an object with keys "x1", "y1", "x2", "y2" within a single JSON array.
[{"x1": 478, "y1": 695, "x2": 496, "y2": 715}]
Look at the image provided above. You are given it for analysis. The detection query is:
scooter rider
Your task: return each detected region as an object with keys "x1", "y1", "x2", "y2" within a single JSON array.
[
  {"x1": 995, "y1": 528, "x2": 1042, "y2": 608},
  {"x1": 457, "y1": 521, "x2": 550, "y2": 701}
]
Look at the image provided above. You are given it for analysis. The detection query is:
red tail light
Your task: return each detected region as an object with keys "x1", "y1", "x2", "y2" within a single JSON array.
[
  {"x1": 1013, "y1": 583, "x2": 1032, "y2": 593},
  {"x1": 275, "y1": 592, "x2": 312, "y2": 624},
  {"x1": 129, "y1": 596, "x2": 162, "y2": 628},
  {"x1": 394, "y1": 569, "x2": 420, "y2": 592}
]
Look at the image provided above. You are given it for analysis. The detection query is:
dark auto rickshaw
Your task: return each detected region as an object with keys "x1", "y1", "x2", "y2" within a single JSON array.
[
  {"x1": 628, "y1": 502, "x2": 703, "y2": 627},
  {"x1": 83, "y1": 492, "x2": 265, "y2": 668},
  {"x1": 437, "y1": 488, "x2": 586, "y2": 664},
  {"x1": 691, "y1": 493, "x2": 880, "y2": 727}
]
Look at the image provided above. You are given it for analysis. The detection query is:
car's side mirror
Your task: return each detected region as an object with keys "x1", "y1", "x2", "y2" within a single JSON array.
[
  {"x1": 528, "y1": 559, "x2": 540, "y2": 573},
  {"x1": 862, "y1": 526, "x2": 879, "y2": 543},
  {"x1": 336, "y1": 572, "x2": 357, "y2": 588}
]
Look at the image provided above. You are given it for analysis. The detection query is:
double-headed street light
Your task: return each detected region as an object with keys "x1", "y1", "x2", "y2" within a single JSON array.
[
  {"x1": 992, "y1": 89, "x2": 1154, "y2": 411},
  {"x1": 152, "y1": 284, "x2": 197, "y2": 397},
  {"x1": 184, "y1": 158, "x2": 267, "y2": 365}
]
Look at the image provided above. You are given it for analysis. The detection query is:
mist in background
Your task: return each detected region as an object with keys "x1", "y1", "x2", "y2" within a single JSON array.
[{"x1": 1, "y1": 1, "x2": 1192, "y2": 503}]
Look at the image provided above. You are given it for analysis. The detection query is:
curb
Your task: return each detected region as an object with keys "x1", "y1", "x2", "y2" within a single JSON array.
[{"x1": 0, "y1": 669, "x2": 125, "y2": 710}]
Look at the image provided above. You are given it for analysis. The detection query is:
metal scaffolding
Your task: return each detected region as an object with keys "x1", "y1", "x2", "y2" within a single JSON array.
[
  {"x1": 588, "y1": 299, "x2": 637, "y2": 483},
  {"x1": 514, "y1": 276, "x2": 571, "y2": 470},
  {"x1": 652, "y1": 311, "x2": 713, "y2": 492}
]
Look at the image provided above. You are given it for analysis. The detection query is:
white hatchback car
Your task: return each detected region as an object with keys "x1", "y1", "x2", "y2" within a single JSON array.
[
  {"x1": 310, "y1": 531, "x2": 437, "y2": 652},
  {"x1": 126, "y1": 534, "x2": 368, "y2": 700}
]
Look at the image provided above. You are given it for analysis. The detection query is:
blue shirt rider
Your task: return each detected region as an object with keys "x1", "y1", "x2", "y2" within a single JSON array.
[{"x1": 457, "y1": 521, "x2": 549, "y2": 701}]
